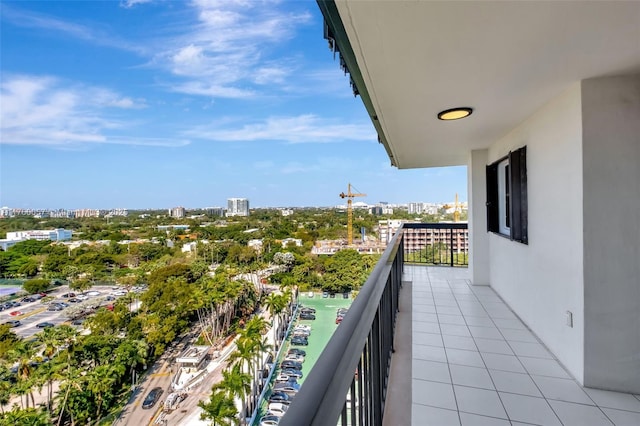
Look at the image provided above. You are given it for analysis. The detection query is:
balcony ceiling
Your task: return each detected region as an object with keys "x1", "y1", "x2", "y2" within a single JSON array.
[{"x1": 334, "y1": 1, "x2": 640, "y2": 168}]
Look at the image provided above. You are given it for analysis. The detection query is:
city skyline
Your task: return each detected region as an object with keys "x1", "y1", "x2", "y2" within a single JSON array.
[{"x1": 0, "y1": 1, "x2": 467, "y2": 208}]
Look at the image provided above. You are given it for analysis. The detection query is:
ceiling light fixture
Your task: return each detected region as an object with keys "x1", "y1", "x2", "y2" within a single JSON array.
[{"x1": 438, "y1": 107, "x2": 473, "y2": 121}]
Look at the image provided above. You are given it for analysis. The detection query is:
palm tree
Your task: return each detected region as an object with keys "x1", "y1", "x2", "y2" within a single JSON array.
[
  {"x1": 9, "y1": 341, "x2": 36, "y2": 408},
  {"x1": 198, "y1": 387, "x2": 237, "y2": 426},
  {"x1": 86, "y1": 365, "x2": 117, "y2": 420},
  {"x1": 219, "y1": 364, "x2": 251, "y2": 425},
  {"x1": 263, "y1": 293, "x2": 285, "y2": 351}
]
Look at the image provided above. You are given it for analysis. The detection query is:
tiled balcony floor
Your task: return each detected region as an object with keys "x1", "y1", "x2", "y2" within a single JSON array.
[{"x1": 402, "y1": 265, "x2": 640, "y2": 426}]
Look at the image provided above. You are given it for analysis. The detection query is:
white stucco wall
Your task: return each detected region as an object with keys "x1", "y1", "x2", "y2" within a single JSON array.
[
  {"x1": 468, "y1": 149, "x2": 490, "y2": 285},
  {"x1": 582, "y1": 75, "x2": 640, "y2": 393},
  {"x1": 488, "y1": 84, "x2": 585, "y2": 383}
]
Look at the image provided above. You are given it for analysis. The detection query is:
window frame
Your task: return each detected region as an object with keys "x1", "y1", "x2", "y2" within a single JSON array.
[{"x1": 486, "y1": 146, "x2": 528, "y2": 244}]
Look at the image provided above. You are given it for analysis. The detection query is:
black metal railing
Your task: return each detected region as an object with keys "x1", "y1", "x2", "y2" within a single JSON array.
[
  {"x1": 280, "y1": 224, "x2": 405, "y2": 426},
  {"x1": 403, "y1": 223, "x2": 468, "y2": 267}
]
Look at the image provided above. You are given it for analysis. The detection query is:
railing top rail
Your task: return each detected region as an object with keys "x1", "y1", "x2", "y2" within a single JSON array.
[
  {"x1": 403, "y1": 222, "x2": 468, "y2": 230},
  {"x1": 279, "y1": 224, "x2": 406, "y2": 426}
]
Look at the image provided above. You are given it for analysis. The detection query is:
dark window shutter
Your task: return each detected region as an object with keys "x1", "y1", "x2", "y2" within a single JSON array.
[
  {"x1": 486, "y1": 163, "x2": 499, "y2": 233},
  {"x1": 509, "y1": 147, "x2": 528, "y2": 244}
]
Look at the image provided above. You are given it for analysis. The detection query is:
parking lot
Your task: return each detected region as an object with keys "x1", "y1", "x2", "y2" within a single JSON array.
[{"x1": 0, "y1": 284, "x2": 140, "y2": 339}]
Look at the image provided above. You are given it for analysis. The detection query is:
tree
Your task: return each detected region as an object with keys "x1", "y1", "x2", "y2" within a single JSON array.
[
  {"x1": 198, "y1": 387, "x2": 238, "y2": 426},
  {"x1": 23, "y1": 279, "x2": 50, "y2": 294}
]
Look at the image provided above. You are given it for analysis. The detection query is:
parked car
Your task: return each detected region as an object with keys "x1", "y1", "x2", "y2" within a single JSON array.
[
  {"x1": 86, "y1": 291, "x2": 100, "y2": 296},
  {"x1": 259, "y1": 415, "x2": 280, "y2": 426},
  {"x1": 281, "y1": 368, "x2": 303, "y2": 379},
  {"x1": 280, "y1": 360, "x2": 302, "y2": 370},
  {"x1": 291, "y1": 336, "x2": 308, "y2": 346},
  {"x1": 71, "y1": 319, "x2": 84, "y2": 326},
  {"x1": 267, "y1": 402, "x2": 289, "y2": 417},
  {"x1": 47, "y1": 305, "x2": 63, "y2": 312},
  {"x1": 105, "y1": 296, "x2": 115, "y2": 301},
  {"x1": 68, "y1": 298, "x2": 80, "y2": 303},
  {"x1": 299, "y1": 313, "x2": 316, "y2": 320},
  {"x1": 36, "y1": 322, "x2": 55, "y2": 328},
  {"x1": 142, "y1": 387, "x2": 164, "y2": 409},
  {"x1": 287, "y1": 348, "x2": 306, "y2": 356},
  {"x1": 336, "y1": 315, "x2": 344, "y2": 324},
  {"x1": 300, "y1": 307, "x2": 316, "y2": 314},
  {"x1": 337, "y1": 308, "x2": 348, "y2": 316},
  {"x1": 322, "y1": 292, "x2": 329, "y2": 298},
  {"x1": 268, "y1": 391, "x2": 290, "y2": 404},
  {"x1": 61, "y1": 293, "x2": 76, "y2": 298},
  {"x1": 9, "y1": 311, "x2": 22, "y2": 316},
  {"x1": 292, "y1": 330, "x2": 310, "y2": 338},
  {"x1": 273, "y1": 382, "x2": 300, "y2": 396},
  {"x1": 4, "y1": 320, "x2": 21, "y2": 327},
  {"x1": 21, "y1": 297, "x2": 35, "y2": 303},
  {"x1": 284, "y1": 353, "x2": 304, "y2": 363},
  {"x1": 294, "y1": 325, "x2": 311, "y2": 332}
]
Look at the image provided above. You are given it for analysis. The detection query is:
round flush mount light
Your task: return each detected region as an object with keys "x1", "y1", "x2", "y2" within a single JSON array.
[{"x1": 438, "y1": 107, "x2": 473, "y2": 121}]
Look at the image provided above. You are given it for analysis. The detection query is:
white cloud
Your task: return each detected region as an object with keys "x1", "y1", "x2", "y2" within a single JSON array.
[
  {"x1": 185, "y1": 114, "x2": 376, "y2": 144},
  {"x1": 120, "y1": 0, "x2": 154, "y2": 8},
  {"x1": 154, "y1": 1, "x2": 311, "y2": 98},
  {"x1": 0, "y1": 75, "x2": 185, "y2": 148}
]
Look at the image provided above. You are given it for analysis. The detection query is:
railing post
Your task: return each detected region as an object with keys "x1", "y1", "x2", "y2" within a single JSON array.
[{"x1": 450, "y1": 228, "x2": 454, "y2": 266}]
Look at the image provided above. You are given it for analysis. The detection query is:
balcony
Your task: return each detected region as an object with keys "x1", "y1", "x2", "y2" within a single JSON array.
[{"x1": 280, "y1": 223, "x2": 640, "y2": 426}]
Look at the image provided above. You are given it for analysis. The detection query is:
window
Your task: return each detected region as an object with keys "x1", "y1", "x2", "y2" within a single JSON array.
[{"x1": 486, "y1": 146, "x2": 528, "y2": 244}]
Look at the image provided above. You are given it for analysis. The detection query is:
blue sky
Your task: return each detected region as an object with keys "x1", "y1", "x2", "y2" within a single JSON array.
[{"x1": 0, "y1": 0, "x2": 467, "y2": 209}]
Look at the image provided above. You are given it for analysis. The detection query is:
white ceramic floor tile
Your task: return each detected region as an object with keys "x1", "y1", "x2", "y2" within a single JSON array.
[
  {"x1": 499, "y1": 328, "x2": 538, "y2": 343},
  {"x1": 412, "y1": 404, "x2": 461, "y2": 426},
  {"x1": 454, "y1": 385, "x2": 507, "y2": 419},
  {"x1": 459, "y1": 412, "x2": 511, "y2": 426},
  {"x1": 437, "y1": 306, "x2": 463, "y2": 315},
  {"x1": 414, "y1": 313, "x2": 439, "y2": 324},
  {"x1": 518, "y1": 356, "x2": 571, "y2": 379},
  {"x1": 474, "y1": 338, "x2": 514, "y2": 355},
  {"x1": 481, "y1": 353, "x2": 527, "y2": 374},
  {"x1": 487, "y1": 310, "x2": 518, "y2": 320},
  {"x1": 498, "y1": 392, "x2": 562, "y2": 426},
  {"x1": 509, "y1": 341, "x2": 553, "y2": 359},
  {"x1": 548, "y1": 400, "x2": 614, "y2": 426},
  {"x1": 468, "y1": 326, "x2": 504, "y2": 340},
  {"x1": 488, "y1": 369, "x2": 542, "y2": 397},
  {"x1": 414, "y1": 304, "x2": 437, "y2": 314},
  {"x1": 601, "y1": 407, "x2": 640, "y2": 426},
  {"x1": 413, "y1": 359, "x2": 451, "y2": 383},
  {"x1": 438, "y1": 314, "x2": 468, "y2": 325},
  {"x1": 435, "y1": 299, "x2": 460, "y2": 307},
  {"x1": 412, "y1": 379, "x2": 457, "y2": 410},
  {"x1": 531, "y1": 375, "x2": 594, "y2": 405},
  {"x1": 443, "y1": 335, "x2": 478, "y2": 351},
  {"x1": 414, "y1": 344, "x2": 448, "y2": 363},
  {"x1": 414, "y1": 321, "x2": 441, "y2": 334},
  {"x1": 414, "y1": 331, "x2": 445, "y2": 347},
  {"x1": 493, "y1": 318, "x2": 528, "y2": 330},
  {"x1": 584, "y1": 388, "x2": 640, "y2": 413},
  {"x1": 445, "y1": 348, "x2": 485, "y2": 368},
  {"x1": 463, "y1": 316, "x2": 496, "y2": 327},
  {"x1": 450, "y1": 365, "x2": 495, "y2": 390},
  {"x1": 441, "y1": 323, "x2": 472, "y2": 337},
  {"x1": 459, "y1": 307, "x2": 491, "y2": 317}
]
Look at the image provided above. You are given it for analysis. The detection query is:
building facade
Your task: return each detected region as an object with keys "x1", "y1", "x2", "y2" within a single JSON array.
[{"x1": 226, "y1": 198, "x2": 249, "y2": 217}]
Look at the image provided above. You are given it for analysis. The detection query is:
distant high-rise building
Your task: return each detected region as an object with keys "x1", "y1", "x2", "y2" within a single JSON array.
[
  {"x1": 205, "y1": 207, "x2": 225, "y2": 217},
  {"x1": 169, "y1": 206, "x2": 186, "y2": 218},
  {"x1": 75, "y1": 209, "x2": 101, "y2": 218},
  {"x1": 408, "y1": 202, "x2": 424, "y2": 215},
  {"x1": 227, "y1": 198, "x2": 249, "y2": 217}
]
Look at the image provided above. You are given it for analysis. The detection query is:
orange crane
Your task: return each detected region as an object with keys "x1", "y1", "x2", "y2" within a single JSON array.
[
  {"x1": 339, "y1": 183, "x2": 366, "y2": 246},
  {"x1": 454, "y1": 193, "x2": 461, "y2": 222}
]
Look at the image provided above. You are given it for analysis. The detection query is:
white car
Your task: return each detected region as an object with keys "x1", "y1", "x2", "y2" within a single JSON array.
[
  {"x1": 267, "y1": 403, "x2": 288, "y2": 417},
  {"x1": 294, "y1": 325, "x2": 311, "y2": 332},
  {"x1": 86, "y1": 291, "x2": 100, "y2": 296},
  {"x1": 112, "y1": 291, "x2": 127, "y2": 296},
  {"x1": 284, "y1": 354, "x2": 304, "y2": 363},
  {"x1": 75, "y1": 295, "x2": 88, "y2": 300}
]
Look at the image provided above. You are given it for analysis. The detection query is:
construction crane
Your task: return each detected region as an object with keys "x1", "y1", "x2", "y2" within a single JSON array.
[
  {"x1": 454, "y1": 193, "x2": 462, "y2": 222},
  {"x1": 339, "y1": 183, "x2": 366, "y2": 246}
]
